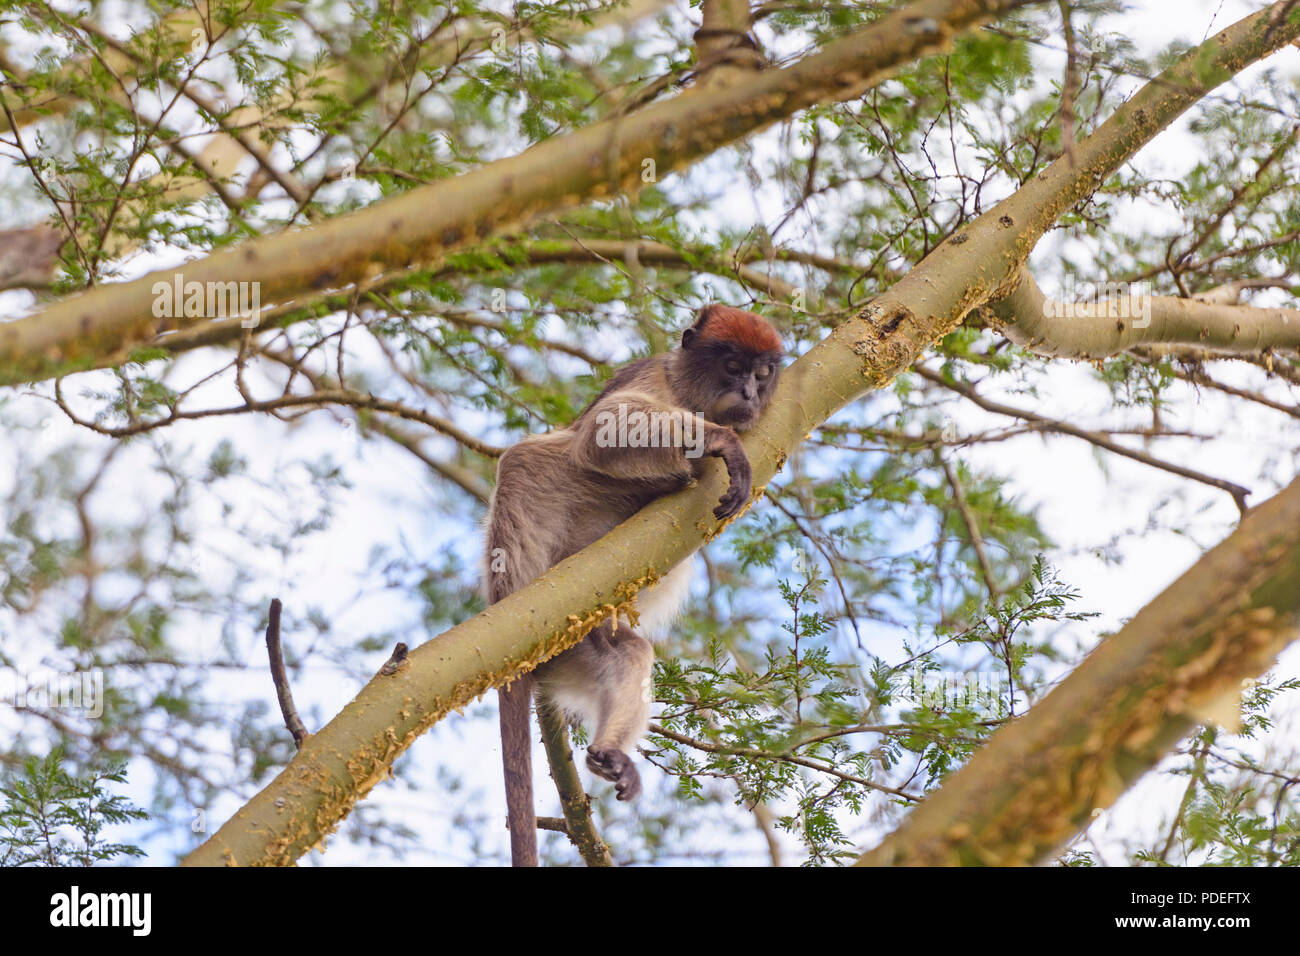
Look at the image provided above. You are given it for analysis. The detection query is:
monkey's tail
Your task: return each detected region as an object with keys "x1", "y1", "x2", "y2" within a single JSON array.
[
  {"x1": 499, "y1": 676, "x2": 538, "y2": 867},
  {"x1": 484, "y1": 455, "x2": 552, "y2": 867}
]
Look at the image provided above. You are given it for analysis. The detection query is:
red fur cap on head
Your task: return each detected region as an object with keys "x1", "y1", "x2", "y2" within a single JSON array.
[{"x1": 693, "y1": 305, "x2": 782, "y2": 354}]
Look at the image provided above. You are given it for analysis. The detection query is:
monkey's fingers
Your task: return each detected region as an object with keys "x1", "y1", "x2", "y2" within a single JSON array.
[{"x1": 713, "y1": 484, "x2": 748, "y2": 520}]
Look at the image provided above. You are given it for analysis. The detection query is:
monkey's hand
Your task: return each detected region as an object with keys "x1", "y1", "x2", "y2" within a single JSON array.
[{"x1": 705, "y1": 427, "x2": 752, "y2": 520}]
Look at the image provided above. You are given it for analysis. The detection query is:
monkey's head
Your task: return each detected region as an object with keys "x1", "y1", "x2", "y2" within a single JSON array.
[{"x1": 676, "y1": 305, "x2": 783, "y2": 431}]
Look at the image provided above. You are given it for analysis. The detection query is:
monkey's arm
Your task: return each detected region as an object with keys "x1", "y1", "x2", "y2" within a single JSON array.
[{"x1": 571, "y1": 389, "x2": 751, "y2": 519}]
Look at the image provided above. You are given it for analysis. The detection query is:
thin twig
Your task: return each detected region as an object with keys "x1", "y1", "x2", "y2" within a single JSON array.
[
  {"x1": 264, "y1": 598, "x2": 309, "y2": 749},
  {"x1": 915, "y1": 366, "x2": 1252, "y2": 515},
  {"x1": 649, "y1": 723, "x2": 921, "y2": 801},
  {"x1": 938, "y1": 454, "x2": 1001, "y2": 597}
]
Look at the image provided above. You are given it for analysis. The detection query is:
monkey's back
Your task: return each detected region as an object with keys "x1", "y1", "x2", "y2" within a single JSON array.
[
  {"x1": 483, "y1": 355, "x2": 693, "y2": 604},
  {"x1": 486, "y1": 437, "x2": 687, "y2": 597}
]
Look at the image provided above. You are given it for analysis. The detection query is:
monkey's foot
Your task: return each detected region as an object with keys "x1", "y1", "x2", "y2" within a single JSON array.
[{"x1": 587, "y1": 748, "x2": 642, "y2": 801}]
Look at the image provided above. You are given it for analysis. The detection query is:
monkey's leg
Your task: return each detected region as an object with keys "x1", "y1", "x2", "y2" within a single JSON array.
[
  {"x1": 498, "y1": 676, "x2": 538, "y2": 866},
  {"x1": 536, "y1": 623, "x2": 654, "y2": 801}
]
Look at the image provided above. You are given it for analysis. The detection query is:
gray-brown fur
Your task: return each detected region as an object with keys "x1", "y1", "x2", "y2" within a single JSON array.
[{"x1": 484, "y1": 305, "x2": 782, "y2": 865}]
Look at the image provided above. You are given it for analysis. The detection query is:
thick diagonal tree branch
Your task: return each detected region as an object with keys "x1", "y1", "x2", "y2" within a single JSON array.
[
  {"x1": 179, "y1": 3, "x2": 1300, "y2": 867},
  {"x1": 0, "y1": 0, "x2": 1042, "y2": 388},
  {"x1": 45, "y1": 238, "x2": 815, "y2": 376},
  {"x1": 856, "y1": 473, "x2": 1300, "y2": 866},
  {"x1": 0, "y1": 1, "x2": 672, "y2": 287}
]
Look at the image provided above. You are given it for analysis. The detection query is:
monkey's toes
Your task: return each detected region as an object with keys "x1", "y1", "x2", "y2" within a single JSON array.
[
  {"x1": 587, "y1": 748, "x2": 642, "y2": 801},
  {"x1": 586, "y1": 747, "x2": 626, "y2": 781},
  {"x1": 615, "y1": 767, "x2": 642, "y2": 801}
]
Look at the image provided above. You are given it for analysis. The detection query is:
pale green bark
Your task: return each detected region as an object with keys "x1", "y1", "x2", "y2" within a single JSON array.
[
  {"x1": 537, "y1": 707, "x2": 614, "y2": 867},
  {"x1": 56, "y1": 239, "x2": 808, "y2": 372},
  {"x1": 991, "y1": 269, "x2": 1300, "y2": 358}
]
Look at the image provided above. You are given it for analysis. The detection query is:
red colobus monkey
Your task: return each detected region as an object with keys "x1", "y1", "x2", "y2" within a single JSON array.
[{"x1": 483, "y1": 304, "x2": 783, "y2": 865}]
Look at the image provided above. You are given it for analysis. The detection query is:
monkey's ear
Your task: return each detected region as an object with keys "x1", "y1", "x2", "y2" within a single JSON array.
[{"x1": 683, "y1": 305, "x2": 716, "y2": 348}]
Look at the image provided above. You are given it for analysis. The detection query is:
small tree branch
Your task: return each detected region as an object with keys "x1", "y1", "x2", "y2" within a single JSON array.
[
  {"x1": 989, "y1": 269, "x2": 1300, "y2": 359},
  {"x1": 1163, "y1": 362, "x2": 1300, "y2": 420},
  {"x1": 537, "y1": 706, "x2": 614, "y2": 866},
  {"x1": 51, "y1": 377, "x2": 504, "y2": 457},
  {"x1": 1128, "y1": 345, "x2": 1300, "y2": 389},
  {"x1": 1056, "y1": 0, "x2": 1079, "y2": 167},
  {"x1": 649, "y1": 723, "x2": 922, "y2": 800},
  {"x1": 916, "y1": 365, "x2": 1253, "y2": 514},
  {"x1": 264, "y1": 598, "x2": 309, "y2": 750},
  {"x1": 938, "y1": 454, "x2": 1000, "y2": 597}
]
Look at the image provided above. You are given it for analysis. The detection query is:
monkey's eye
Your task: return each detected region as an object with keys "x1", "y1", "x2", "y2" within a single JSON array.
[
  {"x1": 724, "y1": 360, "x2": 744, "y2": 376},
  {"x1": 755, "y1": 364, "x2": 772, "y2": 380}
]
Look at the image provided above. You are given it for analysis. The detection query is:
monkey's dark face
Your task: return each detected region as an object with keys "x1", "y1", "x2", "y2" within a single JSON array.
[{"x1": 680, "y1": 339, "x2": 782, "y2": 430}]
